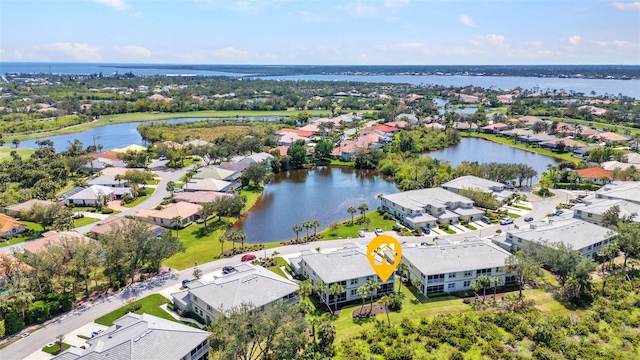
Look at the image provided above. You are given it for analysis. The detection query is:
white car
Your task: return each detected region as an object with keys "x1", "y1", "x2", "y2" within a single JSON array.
[
  {"x1": 358, "y1": 230, "x2": 365, "y2": 238},
  {"x1": 374, "y1": 228, "x2": 384, "y2": 235},
  {"x1": 499, "y1": 217, "x2": 514, "y2": 225}
]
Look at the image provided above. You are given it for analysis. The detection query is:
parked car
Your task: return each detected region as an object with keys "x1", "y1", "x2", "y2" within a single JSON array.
[
  {"x1": 575, "y1": 198, "x2": 584, "y2": 203},
  {"x1": 181, "y1": 279, "x2": 191, "y2": 287},
  {"x1": 552, "y1": 209, "x2": 564, "y2": 216},
  {"x1": 420, "y1": 242, "x2": 429, "y2": 247},
  {"x1": 374, "y1": 228, "x2": 384, "y2": 236},
  {"x1": 158, "y1": 156, "x2": 167, "y2": 161},
  {"x1": 481, "y1": 216, "x2": 492, "y2": 225},
  {"x1": 499, "y1": 217, "x2": 514, "y2": 225},
  {"x1": 222, "y1": 266, "x2": 235, "y2": 274},
  {"x1": 524, "y1": 216, "x2": 533, "y2": 222},
  {"x1": 91, "y1": 330, "x2": 103, "y2": 338},
  {"x1": 358, "y1": 230, "x2": 365, "y2": 238},
  {"x1": 241, "y1": 254, "x2": 256, "y2": 262},
  {"x1": 420, "y1": 227, "x2": 431, "y2": 234}
]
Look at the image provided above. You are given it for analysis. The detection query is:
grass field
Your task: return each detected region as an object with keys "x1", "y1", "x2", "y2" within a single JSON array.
[
  {"x1": 73, "y1": 217, "x2": 100, "y2": 228},
  {"x1": 123, "y1": 188, "x2": 154, "y2": 208},
  {"x1": 318, "y1": 211, "x2": 396, "y2": 240},
  {"x1": 42, "y1": 342, "x2": 71, "y2": 355},
  {"x1": 8, "y1": 110, "x2": 333, "y2": 141},
  {"x1": 94, "y1": 294, "x2": 174, "y2": 326},
  {"x1": 0, "y1": 146, "x2": 36, "y2": 161},
  {"x1": 468, "y1": 132, "x2": 580, "y2": 163},
  {"x1": 0, "y1": 221, "x2": 44, "y2": 248}
]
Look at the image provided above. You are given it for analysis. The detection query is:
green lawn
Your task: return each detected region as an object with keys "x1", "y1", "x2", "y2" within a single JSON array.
[
  {"x1": 147, "y1": 179, "x2": 161, "y2": 185},
  {"x1": 94, "y1": 294, "x2": 174, "y2": 326},
  {"x1": 466, "y1": 224, "x2": 477, "y2": 230},
  {"x1": 543, "y1": 116, "x2": 640, "y2": 137},
  {"x1": 0, "y1": 221, "x2": 44, "y2": 247},
  {"x1": 512, "y1": 204, "x2": 532, "y2": 211},
  {"x1": 318, "y1": 211, "x2": 396, "y2": 240},
  {"x1": 507, "y1": 212, "x2": 522, "y2": 218},
  {"x1": 124, "y1": 188, "x2": 154, "y2": 208},
  {"x1": 42, "y1": 342, "x2": 72, "y2": 355},
  {"x1": 469, "y1": 133, "x2": 579, "y2": 163},
  {"x1": 0, "y1": 146, "x2": 36, "y2": 161},
  {"x1": 73, "y1": 217, "x2": 100, "y2": 228}
]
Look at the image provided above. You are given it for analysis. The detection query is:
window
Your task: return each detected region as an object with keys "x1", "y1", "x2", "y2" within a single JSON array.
[
  {"x1": 588, "y1": 213, "x2": 592, "y2": 218},
  {"x1": 207, "y1": 305, "x2": 212, "y2": 311},
  {"x1": 448, "y1": 273, "x2": 456, "y2": 279},
  {"x1": 447, "y1": 283, "x2": 455, "y2": 290},
  {"x1": 350, "y1": 289, "x2": 357, "y2": 296},
  {"x1": 495, "y1": 267, "x2": 501, "y2": 273},
  {"x1": 426, "y1": 284, "x2": 444, "y2": 294},
  {"x1": 350, "y1": 279, "x2": 358, "y2": 285},
  {"x1": 517, "y1": 238, "x2": 522, "y2": 243},
  {"x1": 476, "y1": 268, "x2": 492, "y2": 276},
  {"x1": 427, "y1": 274, "x2": 445, "y2": 284},
  {"x1": 463, "y1": 281, "x2": 471, "y2": 287},
  {"x1": 339, "y1": 280, "x2": 347, "y2": 286},
  {"x1": 464, "y1": 271, "x2": 472, "y2": 277}
]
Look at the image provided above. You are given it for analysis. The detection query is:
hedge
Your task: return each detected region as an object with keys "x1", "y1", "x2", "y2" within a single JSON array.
[
  {"x1": 2, "y1": 292, "x2": 74, "y2": 336},
  {"x1": 553, "y1": 183, "x2": 601, "y2": 190}
]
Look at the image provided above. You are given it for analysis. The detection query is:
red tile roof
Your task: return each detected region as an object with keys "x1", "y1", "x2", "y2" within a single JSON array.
[
  {"x1": 482, "y1": 122, "x2": 509, "y2": 130},
  {"x1": 363, "y1": 125, "x2": 399, "y2": 133},
  {"x1": 89, "y1": 150, "x2": 120, "y2": 160},
  {"x1": 275, "y1": 128, "x2": 314, "y2": 138},
  {"x1": 576, "y1": 167, "x2": 613, "y2": 180},
  {"x1": 0, "y1": 213, "x2": 25, "y2": 234}
]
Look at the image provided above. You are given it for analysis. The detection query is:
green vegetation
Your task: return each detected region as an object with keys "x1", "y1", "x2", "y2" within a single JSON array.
[
  {"x1": 0, "y1": 221, "x2": 43, "y2": 247},
  {"x1": 470, "y1": 132, "x2": 579, "y2": 163},
  {"x1": 0, "y1": 146, "x2": 36, "y2": 161},
  {"x1": 507, "y1": 212, "x2": 522, "y2": 219},
  {"x1": 94, "y1": 294, "x2": 174, "y2": 326},
  {"x1": 318, "y1": 211, "x2": 396, "y2": 240},
  {"x1": 123, "y1": 187, "x2": 154, "y2": 208},
  {"x1": 73, "y1": 216, "x2": 100, "y2": 228},
  {"x1": 42, "y1": 342, "x2": 72, "y2": 355}
]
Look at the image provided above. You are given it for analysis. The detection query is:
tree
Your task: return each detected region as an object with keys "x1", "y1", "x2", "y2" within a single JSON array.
[
  {"x1": 201, "y1": 202, "x2": 216, "y2": 230},
  {"x1": 147, "y1": 231, "x2": 184, "y2": 273},
  {"x1": 302, "y1": 220, "x2": 312, "y2": 240},
  {"x1": 379, "y1": 295, "x2": 394, "y2": 327},
  {"x1": 328, "y1": 282, "x2": 344, "y2": 313},
  {"x1": 567, "y1": 257, "x2": 597, "y2": 300},
  {"x1": 212, "y1": 194, "x2": 247, "y2": 221},
  {"x1": 539, "y1": 242, "x2": 581, "y2": 286},
  {"x1": 241, "y1": 161, "x2": 272, "y2": 187},
  {"x1": 208, "y1": 302, "x2": 307, "y2": 360},
  {"x1": 13, "y1": 290, "x2": 34, "y2": 321},
  {"x1": 366, "y1": 277, "x2": 381, "y2": 312},
  {"x1": 311, "y1": 220, "x2": 320, "y2": 236},
  {"x1": 12, "y1": 139, "x2": 20, "y2": 148},
  {"x1": 601, "y1": 205, "x2": 622, "y2": 228},
  {"x1": 347, "y1": 206, "x2": 356, "y2": 224},
  {"x1": 412, "y1": 278, "x2": 423, "y2": 293},
  {"x1": 218, "y1": 235, "x2": 226, "y2": 256},
  {"x1": 356, "y1": 284, "x2": 369, "y2": 314},
  {"x1": 55, "y1": 334, "x2": 65, "y2": 354},
  {"x1": 171, "y1": 215, "x2": 182, "y2": 238},
  {"x1": 287, "y1": 142, "x2": 307, "y2": 168},
  {"x1": 298, "y1": 280, "x2": 312, "y2": 300},
  {"x1": 396, "y1": 262, "x2": 409, "y2": 292},
  {"x1": 491, "y1": 276, "x2": 502, "y2": 301},
  {"x1": 314, "y1": 140, "x2": 333, "y2": 160},
  {"x1": 615, "y1": 222, "x2": 640, "y2": 269},
  {"x1": 292, "y1": 224, "x2": 302, "y2": 241},
  {"x1": 474, "y1": 275, "x2": 492, "y2": 301},
  {"x1": 358, "y1": 203, "x2": 369, "y2": 221},
  {"x1": 166, "y1": 181, "x2": 176, "y2": 193},
  {"x1": 505, "y1": 251, "x2": 540, "y2": 298},
  {"x1": 236, "y1": 230, "x2": 247, "y2": 251}
]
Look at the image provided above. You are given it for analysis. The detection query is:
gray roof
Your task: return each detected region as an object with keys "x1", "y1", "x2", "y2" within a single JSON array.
[
  {"x1": 67, "y1": 185, "x2": 130, "y2": 201},
  {"x1": 186, "y1": 178, "x2": 232, "y2": 192},
  {"x1": 173, "y1": 264, "x2": 298, "y2": 312},
  {"x1": 295, "y1": 243, "x2": 381, "y2": 283},
  {"x1": 595, "y1": 181, "x2": 640, "y2": 204},
  {"x1": 441, "y1": 175, "x2": 505, "y2": 192},
  {"x1": 57, "y1": 186, "x2": 86, "y2": 201},
  {"x1": 402, "y1": 238, "x2": 511, "y2": 275},
  {"x1": 573, "y1": 198, "x2": 640, "y2": 220},
  {"x1": 383, "y1": 188, "x2": 473, "y2": 212},
  {"x1": 507, "y1": 218, "x2": 616, "y2": 251},
  {"x1": 218, "y1": 162, "x2": 250, "y2": 172},
  {"x1": 87, "y1": 175, "x2": 126, "y2": 187},
  {"x1": 52, "y1": 313, "x2": 209, "y2": 360}
]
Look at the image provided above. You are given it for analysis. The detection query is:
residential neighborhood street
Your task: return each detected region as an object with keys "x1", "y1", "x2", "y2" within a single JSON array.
[{"x1": 0, "y1": 184, "x2": 575, "y2": 360}]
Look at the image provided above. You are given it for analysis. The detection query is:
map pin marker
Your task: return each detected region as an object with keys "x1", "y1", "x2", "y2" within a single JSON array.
[{"x1": 367, "y1": 234, "x2": 402, "y2": 282}]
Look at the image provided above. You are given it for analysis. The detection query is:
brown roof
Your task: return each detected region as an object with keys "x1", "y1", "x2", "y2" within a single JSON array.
[
  {"x1": 136, "y1": 202, "x2": 202, "y2": 221},
  {"x1": 593, "y1": 132, "x2": 630, "y2": 142},
  {"x1": 173, "y1": 191, "x2": 231, "y2": 205},
  {"x1": 89, "y1": 216, "x2": 162, "y2": 237},
  {"x1": 275, "y1": 145, "x2": 289, "y2": 156},
  {"x1": 22, "y1": 231, "x2": 93, "y2": 254},
  {"x1": 89, "y1": 150, "x2": 120, "y2": 161},
  {"x1": 275, "y1": 128, "x2": 315, "y2": 138},
  {"x1": 514, "y1": 116, "x2": 543, "y2": 123},
  {"x1": 4, "y1": 199, "x2": 56, "y2": 213},
  {"x1": 0, "y1": 213, "x2": 25, "y2": 234},
  {"x1": 0, "y1": 253, "x2": 32, "y2": 279},
  {"x1": 482, "y1": 122, "x2": 509, "y2": 130},
  {"x1": 576, "y1": 167, "x2": 613, "y2": 180},
  {"x1": 100, "y1": 167, "x2": 136, "y2": 177}
]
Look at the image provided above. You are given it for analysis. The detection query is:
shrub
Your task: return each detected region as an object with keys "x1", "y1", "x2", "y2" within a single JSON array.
[
  {"x1": 4, "y1": 311, "x2": 25, "y2": 335},
  {"x1": 439, "y1": 224, "x2": 449, "y2": 231},
  {"x1": 392, "y1": 224, "x2": 402, "y2": 232},
  {"x1": 101, "y1": 208, "x2": 114, "y2": 214},
  {"x1": 126, "y1": 303, "x2": 143, "y2": 313}
]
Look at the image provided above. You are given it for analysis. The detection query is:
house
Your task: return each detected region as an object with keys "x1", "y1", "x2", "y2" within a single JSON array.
[
  {"x1": 576, "y1": 167, "x2": 613, "y2": 184},
  {"x1": 87, "y1": 174, "x2": 129, "y2": 188},
  {"x1": 381, "y1": 188, "x2": 483, "y2": 228},
  {"x1": 453, "y1": 122, "x2": 478, "y2": 132},
  {"x1": 0, "y1": 213, "x2": 26, "y2": 238},
  {"x1": 274, "y1": 145, "x2": 289, "y2": 156},
  {"x1": 590, "y1": 132, "x2": 630, "y2": 144},
  {"x1": 497, "y1": 94, "x2": 514, "y2": 104},
  {"x1": 231, "y1": 152, "x2": 274, "y2": 165},
  {"x1": 395, "y1": 113, "x2": 418, "y2": 124},
  {"x1": 4, "y1": 199, "x2": 55, "y2": 217},
  {"x1": 424, "y1": 123, "x2": 446, "y2": 131},
  {"x1": 22, "y1": 231, "x2": 94, "y2": 255},
  {"x1": 573, "y1": 198, "x2": 640, "y2": 226},
  {"x1": 512, "y1": 115, "x2": 543, "y2": 125},
  {"x1": 538, "y1": 137, "x2": 583, "y2": 151},
  {"x1": 503, "y1": 218, "x2": 616, "y2": 259},
  {"x1": 192, "y1": 167, "x2": 241, "y2": 181},
  {"x1": 112, "y1": 144, "x2": 147, "y2": 153},
  {"x1": 51, "y1": 313, "x2": 210, "y2": 360},
  {"x1": 89, "y1": 150, "x2": 121, "y2": 161},
  {"x1": 185, "y1": 178, "x2": 235, "y2": 193},
  {"x1": 99, "y1": 167, "x2": 135, "y2": 177},
  {"x1": 89, "y1": 216, "x2": 165, "y2": 239},
  {"x1": 65, "y1": 185, "x2": 131, "y2": 207},
  {"x1": 363, "y1": 124, "x2": 399, "y2": 136},
  {"x1": 184, "y1": 139, "x2": 211, "y2": 148},
  {"x1": 386, "y1": 120, "x2": 410, "y2": 129},
  {"x1": 0, "y1": 253, "x2": 32, "y2": 286},
  {"x1": 401, "y1": 238, "x2": 515, "y2": 296},
  {"x1": 83, "y1": 158, "x2": 127, "y2": 172},
  {"x1": 275, "y1": 128, "x2": 314, "y2": 138},
  {"x1": 171, "y1": 264, "x2": 298, "y2": 324},
  {"x1": 173, "y1": 191, "x2": 231, "y2": 205},
  {"x1": 602, "y1": 161, "x2": 638, "y2": 172},
  {"x1": 481, "y1": 122, "x2": 510, "y2": 134},
  {"x1": 574, "y1": 126, "x2": 600, "y2": 139},
  {"x1": 277, "y1": 133, "x2": 312, "y2": 146},
  {"x1": 625, "y1": 152, "x2": 640, "y2": 165},
  {"x1": 289, "y1": 243, "x2": 395, "y2": 307},
  {"x1": 572, "y1": 145, "x2": 601, "y2": 159},
  {"x1": 458, "y1": 94, "x2": 480, "y2": 103},
  {"x1": 135, "y1": 202, "x2": 202, "y2": 228},
  {"x1": 441, "y1": 175, "x2": 514, "y2": 203},
  {"x1": 218, "y1": 162, "x2": 250, "y2": 172},
  {"x1": 595, "y1": 181, "x2": 640, "y2": 204}
]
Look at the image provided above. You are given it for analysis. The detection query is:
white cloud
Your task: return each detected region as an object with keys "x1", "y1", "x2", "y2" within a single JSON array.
[
  {"x1": 566, "y1": 35, "x2": 582, "y2": 46},
  {"x1": 114, "y1": 45, "x2": 152, "y2": 59},
  {"x1": 41, "y1": 42, "x2": 102, "y2": 61},
  {"x1": 469, "y1": 34, "x2": 505, "y2": 46},
  {"x1": 210, "y1": 47, "x2": 250, "y2": 59},
  {"x1": 592, "y1": 40, "x2": 636, "y2": 48},
  {"x1": 459, "y1": 14, "x2": 476, "y2": 27},
  {"x1": 89, "y1": 0, "x2": 130, "y2": 11},
  {"x1": 611, "y1": 1, "x2": 640, "y2": 10}
]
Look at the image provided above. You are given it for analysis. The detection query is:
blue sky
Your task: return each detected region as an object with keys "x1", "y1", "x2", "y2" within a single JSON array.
[{"x1": 1, "y1": 0, "x2": 639, "y2": 64}]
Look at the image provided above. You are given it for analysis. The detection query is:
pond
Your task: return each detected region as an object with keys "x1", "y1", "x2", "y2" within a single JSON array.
[
  {"x1": 439, "y1": 107, "x2": 478, "y2": 115},
  {"x1": 425, "y1": 137, "x2": 561, "y2": 178},
  {"x1": 230, "y1": 167, "x2": 399, "y2": 244}
]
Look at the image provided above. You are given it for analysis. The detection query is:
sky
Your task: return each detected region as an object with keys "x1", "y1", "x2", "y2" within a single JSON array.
[{"x1": 1, "y1": 0, "x2": 639, "y2": 65}]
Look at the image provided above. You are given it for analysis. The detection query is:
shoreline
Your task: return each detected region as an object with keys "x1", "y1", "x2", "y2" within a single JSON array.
[{"x1": 467, "y1": 132, "x2": 579, "y2": 163}]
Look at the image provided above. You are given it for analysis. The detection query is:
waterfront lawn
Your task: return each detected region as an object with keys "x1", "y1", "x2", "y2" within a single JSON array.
[
  {"x1": 0, "y1": 146, "x2": 36, "y2": 161},
  {"x1": 73, "y1": 216, "x2": 100, "y2": 228},
  {"x1": 468, "y1": 133, "x2": 579, "y2": 163},
  {"x1": 318, "y1": 211, "x2": 396, "y2": 240},
  {"x1": 94, "y1": 294, "x2": 174, "y2": 326}
]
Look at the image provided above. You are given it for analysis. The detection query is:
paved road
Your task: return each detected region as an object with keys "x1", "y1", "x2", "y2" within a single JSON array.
[{"x1": 0, "y1": 187, "x2": 574, "y2": 359}]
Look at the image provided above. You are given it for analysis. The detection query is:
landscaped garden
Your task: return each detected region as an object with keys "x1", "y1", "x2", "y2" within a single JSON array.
[{"x1": 94, "y1": 294, "x2": 174, "y2": 326}]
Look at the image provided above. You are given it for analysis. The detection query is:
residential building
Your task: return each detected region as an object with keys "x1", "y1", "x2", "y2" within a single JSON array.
[
  {"x1": 401, "y1": 238, "x2": 514, "y2": 296},
  {"x1": 231, "y1": 152, "x2": 274, "y2": 165},
  {"x1": 173, "y1": 191, "x2": 231, "y2": 205},
  {"x1": 363, "y1": 124, "x2": 399, "y2": 136},
  {"x1": 0, "y1": 253, "x2": 32, "y2": 287},
  {"x1": 171, "y1": 264, "x2": 298, "y2": 324},
  {"x1": 590, "y1": 131, "x2": 630, "y2": 144},
  {"x1": 83, "y1": 158, "x2": 127, "y2": 173},
  {"x1": 441, "y1": 175, "x2": 514, "y2": 203},
  {"x1": 218, "y1": 161, "x2": 250, "y2": 172},
  {"x1": 576, "y1": 167, "x2": 613, "y2": 184},
  {"x1": 65, "y1": 185, "x2": 131, "y2": 207},
  {"x1": 184, "y1": 139, "x2": 211, "y2": 147},
  {"x1": 22, "y1": 231, "x2": 94, "y2": 255},
  {"x1": 185, "y1": 178, "x2": 235, "y2": 193},
  {"x1": 86, "y1": 174, "x2": 129, "y2": 188},
  {"x1": 453, "y1": 122, "x2": 478, "y2": 132},
  {"x1": 381, "y1": 188, "x2": 483, "y2": 228},
  {"x1": 481, "y1": 122, "x2": 510, "y2": 134},
  {"x1": 503, "y1": 218, "x2": 616, "y2": 259},
  {"x1": 112, "y1": 144, "x2": 147, "y2": 153},
  {"x1": 289, "y1": 243, "x2": 395, "y2": 308},
  {"x1": 52, "y1": 313, "x2": 210, "y2": 360},
  {"x1": 4, "y1": 199, "x2": 55, "y2": 217},
  {"x1": 192, "y1": 166, "x2": 241, "y2": 181},
  {"x1": 573, "y1": 198, "x2": 640, "y2": 226},
  {"x1": 89, "y1": 216, "x2": 165, "y2": 239},
  {"x1": 0, "y1": 214, "x2": 26, "y2": 238},
  {"x1": 135, "y1": 202, "x2": 202, "y2": 228},
  {"x1": 595, "y1": 181, "x2": 640, "y2": 204}
]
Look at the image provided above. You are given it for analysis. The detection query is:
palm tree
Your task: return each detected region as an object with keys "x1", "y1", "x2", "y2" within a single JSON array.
[
  {"x1": 171, "y1": 216, "x2": 182, "y2": 238},
  {"x1": 396, "y1": 262, "x2": 409, "y2": 292},
  {"x1": 311, "y1": 220, "x2": 320, "y2": 236},
  {"x1": 166, "y1": 181, "x2": 176, "y2": 193},
  {"x1": 347, "y1": 206, "x2": 357, "y2": 224},
  {"x1": 292, "y1": 224, "x2": 302, "y2": 241},
  {"x1": 356, "y1": 284, "x2": 369, "y2": 314},
  {"x1": 13, "y1": 290, "x2": 34, "y2": 320},
  {"x1": 366, "y1": 278, "x2": 381, "y2": 312},
  {"x1": 412, "y1": 278, "x2": 423, "y2": 295},
  {"x1": 328, "y1": 283, "x2": 344, "y2": 313},
  {"x1": 379, "y1": 295, "x2": 393, "y2": 327},
  {"x1": 377, "y1": 193, "x2": 384, "y2": 208},
  {"x1": 302, "y1": 220, "x2": 312, "y2": 240},
  {"x1": 476, "y1": 275, "x2": 492, "y2": 301},
  {"x1": 492, "y1": 276, "x2": 502, "y2": 301},
  {"x1": 358, "y1": 203, "x2": 369, "y2": 222},
  {"x1": 218, "y1": 235, "x2": 226, "y2": 256},
  {"x1": 229, "y1": 231, "x2": 237, "y2": 250},
  {"x1": 299, "y1": 280, "x2": 312, "y2": 300},
  {"x1": 313, "y1": 280, "x2": 326, "y2": 303},
  {"x1": 236, "y1": 230, "x2": 247, "y2": 251},
  {"x1": 183, "y1": 173, "x2": 192, "y2": 191}
]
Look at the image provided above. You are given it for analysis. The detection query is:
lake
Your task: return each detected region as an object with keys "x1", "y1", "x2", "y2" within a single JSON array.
[
  {"x1": 230, "y1": 167, "x2": 398, "y2": 244},
  {"x1": 18, "y1": 117, "x2": 283, "y2": 151},
  {"x1": 425, "y1": 137, "x2": 561, "y2": 179}
]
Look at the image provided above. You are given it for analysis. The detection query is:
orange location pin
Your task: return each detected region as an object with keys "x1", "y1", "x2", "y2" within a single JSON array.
[{"x1": 367, "y1": 234, "x2": 402, "y2": 282}]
